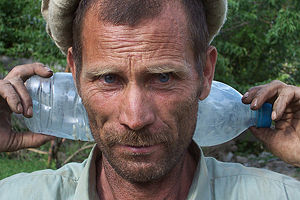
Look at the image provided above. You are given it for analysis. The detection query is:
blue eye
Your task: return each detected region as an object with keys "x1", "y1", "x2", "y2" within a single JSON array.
[
  {"x1": 104, "y1": 74, "x2": 116, "y2": 83},
  {"x1": 159, "y1": 73, "x2": 170, "y2": 83}
]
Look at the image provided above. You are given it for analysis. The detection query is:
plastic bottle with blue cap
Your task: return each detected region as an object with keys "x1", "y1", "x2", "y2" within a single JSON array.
[
  {"x1": 194, "y1": 81, "x2": 272, "y2": 146},
  {"x1": 21, "y1": 73, "x2": 272, "y2": 146}
]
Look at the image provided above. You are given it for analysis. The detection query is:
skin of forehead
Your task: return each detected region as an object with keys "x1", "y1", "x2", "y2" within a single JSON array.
[{"x1": 80, "y1": 0, "x2": 195, "y2": 77}]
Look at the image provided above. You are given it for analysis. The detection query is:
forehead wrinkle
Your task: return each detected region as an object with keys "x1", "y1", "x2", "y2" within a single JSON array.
[{"x1": 96, "y1": 29, "x2": 186, "y2": 54}]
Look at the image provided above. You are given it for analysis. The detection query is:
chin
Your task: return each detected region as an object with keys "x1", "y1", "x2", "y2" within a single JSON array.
[
  {"x1": 111, "y1": 158, "x2": 175, "y2": 183},
  {"x1": 102, "y1": 145, "x2": 185, "y2": 183}
]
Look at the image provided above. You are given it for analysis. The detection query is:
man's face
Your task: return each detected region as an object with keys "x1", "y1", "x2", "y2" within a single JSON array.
[{"x1": 77, "y1": 2, "x2": 202, "y2": 183}]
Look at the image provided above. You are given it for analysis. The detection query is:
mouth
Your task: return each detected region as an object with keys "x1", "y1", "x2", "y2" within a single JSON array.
[{"x1": 116, "y1": 144, "x2": 163, "y2": 155}]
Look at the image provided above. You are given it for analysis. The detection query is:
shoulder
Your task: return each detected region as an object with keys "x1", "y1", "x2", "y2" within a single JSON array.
[
  {"x1": 205, "y1": 157, "x2": 300, "y2": 200},
  {"x1": 0, "y1": 160, "x2": 87, "y2": 200}
]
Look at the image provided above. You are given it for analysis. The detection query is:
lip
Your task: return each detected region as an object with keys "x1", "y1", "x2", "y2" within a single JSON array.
[{"x1": 117, "y1": 144, "x2": 162, "y2": 154}]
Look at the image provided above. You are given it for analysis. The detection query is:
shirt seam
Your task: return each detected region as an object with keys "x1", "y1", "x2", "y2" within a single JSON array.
[
  {"x1": 282, "y1": 181, "x2": 290, "y2": 199},
  {"x1": 0, "y1": 173, "x2": 79, "y2": 185},
  {"x1": 210, "y1": 173, "x2": 299, "y2": 188}
]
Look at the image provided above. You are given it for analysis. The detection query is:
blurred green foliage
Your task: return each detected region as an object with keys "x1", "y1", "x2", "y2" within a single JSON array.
[
  {"x1": 0, "y1": 0, "x2": 66, "y2": 68},
  {"x1": 213, "y1": 0, "x2": 300, "y2": 92},
  {"x1": 0, "y1": 152, "x2": 52, "y2": 180},
  {"x1": 0, "y1": 0, "x2": 299, "y2": 91},
  {"x1": 0, "y1": 140, "x2": 93, "y2": 180}
]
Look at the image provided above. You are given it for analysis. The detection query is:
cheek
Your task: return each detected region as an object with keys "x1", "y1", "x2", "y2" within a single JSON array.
[
  {"x1": 81, "y1": 84, "x2": 119, "y2": 112},
  {"x1": 169, "y1": 93, "x2": 199, "y2": 137},
  {"x1": 80, "y1": 85, "x2": 119, "y2": 130},
  {"x1": 151, "y1": 92, "x2": 198, "y2": 142}
]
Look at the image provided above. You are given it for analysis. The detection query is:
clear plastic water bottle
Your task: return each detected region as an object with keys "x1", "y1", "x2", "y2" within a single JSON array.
[
  {"x1": 23, "y1": 73, "x2": 272, "y2": 146},
  {"x1": 24, "y1": 72, "x2": 93, "y2": 141},
  {"x1": 194, "y1": 81, "x2": 272, "y2": 147}
]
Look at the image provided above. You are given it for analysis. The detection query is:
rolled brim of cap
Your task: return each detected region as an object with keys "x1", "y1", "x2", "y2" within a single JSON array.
[{"x1": 42, "y1": 0, "x2": 227, "y2": 55}]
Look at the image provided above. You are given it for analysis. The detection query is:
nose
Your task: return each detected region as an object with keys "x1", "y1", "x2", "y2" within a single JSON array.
[{"x1": 119, "y1": 84, "x2": 155, "y2": 130}]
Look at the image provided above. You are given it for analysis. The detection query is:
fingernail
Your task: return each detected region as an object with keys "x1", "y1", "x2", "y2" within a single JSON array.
[
  {"x1": 17, "y1": 103, "x2": 23, "y2": 113},
  {"x1": 243, "y1": 92, "x2": 249, "y2": 99},
  {"x1": 45, "y1": 67, "x2": 53, "y2": 73},
  {"x1": 27, "y1": 106, "x2": 33, "y2": 116},
  {"x1": 253, "y1": 99, "x2": 257, "y2": 107},
  {"x1": 272, "y1": 111, "x2": 277, "y2": 120}
]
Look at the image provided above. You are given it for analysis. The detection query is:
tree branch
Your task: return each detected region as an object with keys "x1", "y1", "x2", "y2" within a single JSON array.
[{"x1": 63, "y1": 144, "x2": 95, "y2": 165}]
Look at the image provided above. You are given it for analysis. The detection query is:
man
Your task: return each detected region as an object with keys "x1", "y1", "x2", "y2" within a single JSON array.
[{"x1": 0, "y1": 0, "x2": 300, "y2": 199}]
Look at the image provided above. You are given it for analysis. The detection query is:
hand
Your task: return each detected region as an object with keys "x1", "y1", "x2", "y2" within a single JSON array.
[
  {"x1": 0, "y1": 63, "x2": 55, "y2": 152},
  {"x1": 242, "y1": 80, "x2": 300, "y2": 167}
]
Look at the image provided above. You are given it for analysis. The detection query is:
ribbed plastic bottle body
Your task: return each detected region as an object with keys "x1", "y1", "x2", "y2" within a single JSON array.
[
  {"x1": 24, "y1": 73, "x2": 93, "y2": 141},
  {"x1": 193, "y1": 81, "x2": 263, "y2": 146}
]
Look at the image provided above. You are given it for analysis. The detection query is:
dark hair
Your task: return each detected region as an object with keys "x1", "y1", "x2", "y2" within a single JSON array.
[{"x1": 72, "y1": 0, "x2": 208, "y2": 80}]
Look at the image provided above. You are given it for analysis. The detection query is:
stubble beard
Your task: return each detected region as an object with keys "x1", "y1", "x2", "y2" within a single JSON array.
[
  {"x1": 100, "y1": 128, "x2": 182, "y2": 183},
  {"x1": 84, "y1": 92, "x2": 199, "y2": 184}
]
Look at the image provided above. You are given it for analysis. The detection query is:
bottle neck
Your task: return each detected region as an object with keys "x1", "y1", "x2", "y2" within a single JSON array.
[{"x1": 255, "y1": 103, "x2": 273, "y2": 128}]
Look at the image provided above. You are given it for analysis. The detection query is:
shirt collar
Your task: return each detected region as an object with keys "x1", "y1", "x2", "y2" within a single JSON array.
[
  {"x1": 74, "y1": 141, "x2": 211, "y2": 200},
  {"x1": 74, "y1": 145, "x2": 100, "y2": 200},
  {"x1": 187, "y1": 141, "x2": 212, "y2": 200}
]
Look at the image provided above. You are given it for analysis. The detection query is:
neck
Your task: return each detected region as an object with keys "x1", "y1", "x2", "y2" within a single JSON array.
[{"x1": 96, "y1": 151, "x2": 197, "y2": 200}]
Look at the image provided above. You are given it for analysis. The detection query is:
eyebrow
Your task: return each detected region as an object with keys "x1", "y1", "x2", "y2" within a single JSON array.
[
  {"x1": 83, "y1": 65, "x2": 122, "y2": 79},
  {"x1": 83, "y1": 62, "x2": 191, "y2": 79},
  {"x1": 146, "y1": 64, "x2": 190, "y2": 78}
]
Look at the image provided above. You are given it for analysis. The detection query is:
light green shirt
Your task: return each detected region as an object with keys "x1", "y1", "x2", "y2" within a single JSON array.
[{"x1": 1, "y1": 142, "x2": 300, "y2": 200}]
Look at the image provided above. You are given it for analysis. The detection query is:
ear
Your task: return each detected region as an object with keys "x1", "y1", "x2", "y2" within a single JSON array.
[
  {"x1": 67, "y1": 47, "x2": 76, "y2": 82},
  {"x1": 199, "y1": 46, "x2": 217, "y2": 100},
  {"x1": 67, "y1": 47, "x2": 81, "y2": 95}
]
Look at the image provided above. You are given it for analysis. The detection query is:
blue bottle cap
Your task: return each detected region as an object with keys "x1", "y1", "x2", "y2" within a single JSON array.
[{"x1": 256, "y1": 103, "x2": 272, "y2": 128}]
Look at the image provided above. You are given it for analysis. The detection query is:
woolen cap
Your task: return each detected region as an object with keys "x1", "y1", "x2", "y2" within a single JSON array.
[{"x1": 41, "y1": 0, "x2": 227, "y2": 55}]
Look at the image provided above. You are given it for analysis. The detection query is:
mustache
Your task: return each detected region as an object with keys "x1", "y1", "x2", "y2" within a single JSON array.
[{"x1": 102, "y1": 128, "x2": 174, "y2": 147}]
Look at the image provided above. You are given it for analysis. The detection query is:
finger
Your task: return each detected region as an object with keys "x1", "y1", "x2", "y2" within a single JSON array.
[
  {"x1": 273, "y1": 111, "x2": 294, "y2": 130},
  {"x1": 8, "y1": 78, "x2": 33, "y2": 117},
  {"x1": 242, "y1": 85, "x2": 263, "y2": 104},
  {"x1": 250, "y1": 80, "x2": 286, "y2": 110},
  {"x1": 279, "y1": 112, "x2": 294, "y2": 120},
  {"x1": 0, "y1": 80, "x2": 23, "y2": 114},
  {"x1": 272, "y1": 86, "x2": 295, "y2": 120},
  {"x1": 20, "y1": 132, "x2": 55, "y2": 149},
  {"x1": 5, "y1": 63, "x2": 53, "y2": 82},
  {"x1": 4, "y1": 131, "x2": 55, "y2": 152}
]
